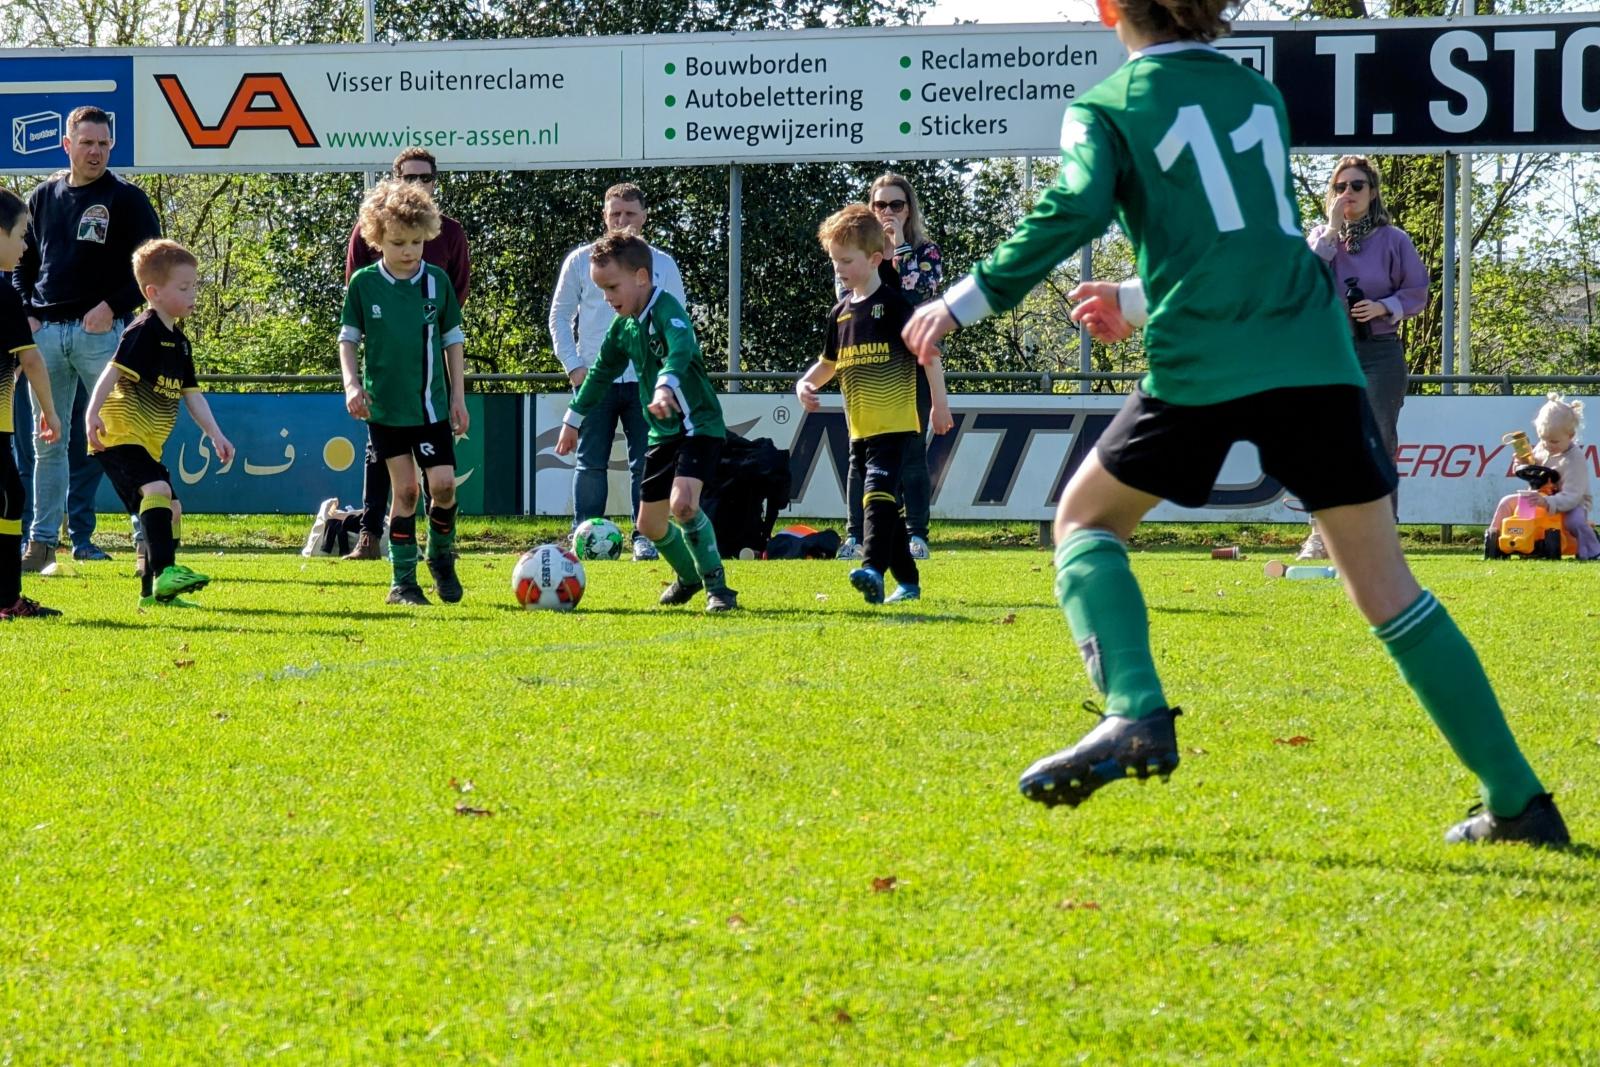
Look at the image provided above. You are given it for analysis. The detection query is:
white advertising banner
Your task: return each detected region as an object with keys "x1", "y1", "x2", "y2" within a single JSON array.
[
  {"x1": 5, "y1": 14, "x2": 1594, "y2": 174},
  {"x1": 639, "y1": 32, "x2": 1120, "y2": 162},
  {"x1": 130, "y1": 41, "x2": 641, "y2": 170},
  {"x1": 533, "y1": 393, "x2": 1600, "y2": 525}
]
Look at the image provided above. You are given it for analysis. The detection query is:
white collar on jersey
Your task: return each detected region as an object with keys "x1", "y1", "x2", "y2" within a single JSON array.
[
  {"x1": 376, "y1": 261, "x2": 426, "y2": 286},
  {"x1": 636, "y1": 286, "x2": 663, "y2": 322},
  {"x1": 1128, "y1": 41, "x2": 1218, "y2": 60}
]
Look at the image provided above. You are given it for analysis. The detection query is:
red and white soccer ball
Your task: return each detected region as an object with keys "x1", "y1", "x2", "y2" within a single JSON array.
[{"x1": 512, "y1": 545, "x2": 586, "y2": 611}]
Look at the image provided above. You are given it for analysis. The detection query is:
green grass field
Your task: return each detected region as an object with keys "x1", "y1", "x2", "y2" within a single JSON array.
[{"x1": 3, "y1": 522, "x2": 1597, "y2": 1063}]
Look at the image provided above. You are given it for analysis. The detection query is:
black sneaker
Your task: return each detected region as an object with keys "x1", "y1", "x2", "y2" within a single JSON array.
[
  {"x1": 659, "y1": 579, "x2": 704, "y2": 606},
  {"x1": 1445, "y1": 792, "x2": 1571, "y2": 846},
  {"x1": 427, "y1": 554, "x2": 463, "y2": 603},
  {"x1": 1019, "y1": 704, "x2": 1182, "y2": 808},
  {"x1": 386, "y1": 582, "x2": 430, "y2": 606},
  {"x1": 705, "y1": 586, "x2": 740, "y2": 613}
]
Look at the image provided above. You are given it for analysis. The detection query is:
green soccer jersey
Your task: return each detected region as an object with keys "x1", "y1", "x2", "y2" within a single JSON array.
[
  {"x1": 944, "y1": 43, "x2": 1362, "y2": 407},
  {"x1": 340, "y1": 262, "x2": 464, "y2": 427},
  {"x1": 566, "y1": 288, "x2": 725, "y2": 443}
]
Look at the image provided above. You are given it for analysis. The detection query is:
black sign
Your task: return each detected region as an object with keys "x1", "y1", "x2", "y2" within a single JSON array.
[{"x1": 1224, "y1": 16, "x2": 1600, "y2": 152}]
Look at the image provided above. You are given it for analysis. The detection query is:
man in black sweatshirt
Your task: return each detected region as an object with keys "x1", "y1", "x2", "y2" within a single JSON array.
[{"x1": 11, "y1": 105, "x2": 160, "y2": 572}]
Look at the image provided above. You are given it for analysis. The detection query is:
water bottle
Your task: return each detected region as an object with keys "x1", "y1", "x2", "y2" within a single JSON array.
[{"x1": 1344, "y1": 278, "x2": 1372, "y2": 342}]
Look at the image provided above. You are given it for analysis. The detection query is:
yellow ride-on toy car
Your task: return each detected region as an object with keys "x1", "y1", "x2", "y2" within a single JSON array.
[{"x1": 1484, "y1": 464, "x2": 1576, "y2": 560}]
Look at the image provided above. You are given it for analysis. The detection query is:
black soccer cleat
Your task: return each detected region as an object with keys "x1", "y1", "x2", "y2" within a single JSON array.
[
  {"x1": 705, "y1": 586, "x2": 740, "y2": 613},
  {"x1": 659, "y1": 579, "x2": 704, "y2": 606},
  {"x1": 1445, "y1": 792, "x2": 1571, "y2": 847},
  {"x1": 1019, "y1": 704, "x2": 1182, "y2": 808},
  {"x1": 427, "y1": 554, "x2": 463, "y2": 603},
  {"x1": 386, "y1": 582, "x2": 431, "y2": 606}
]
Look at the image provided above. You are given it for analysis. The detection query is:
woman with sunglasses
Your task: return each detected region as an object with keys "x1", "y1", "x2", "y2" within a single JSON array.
[
  {"x1": 1297, "y1": 155, "x2": 1426, "y2": 560},
  {"x1": 836, "y1": 173, "x2": 944, "y2": 561}
]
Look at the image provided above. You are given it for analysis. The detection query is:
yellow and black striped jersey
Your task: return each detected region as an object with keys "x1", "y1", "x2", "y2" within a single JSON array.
[
  {"x1": 0, "y1": 283, "x2": 38, "y2": 436},
  {"x1": 95, "y1": 310, "x2": 200, "y2": 461},
  {"x1": 821, "y1": 283, "x2": 920, "y2": 440}
]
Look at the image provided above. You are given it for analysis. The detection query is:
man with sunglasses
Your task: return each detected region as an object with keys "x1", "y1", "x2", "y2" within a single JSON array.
[{"x1": 341, "y1": 148, "x2": 473, "y2": 561}]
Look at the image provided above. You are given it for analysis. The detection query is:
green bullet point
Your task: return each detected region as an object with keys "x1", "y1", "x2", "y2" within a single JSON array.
[
  {"x1": 665, "y1": 95, "x2": 676, "y2": 107},
  {"x1": 899, "y1": 121, "x2": 911, "y2": 134},
  {"x1": 665, "y1": 62, "x2": 676, "y2": 74},
  {"x1": 899, "y1": 56, "x2": 911, "y2": 68},
  {"x1": 899, "y1": 88, "x2": 910, "y2": 101},
  {"x1": 665, "y1": 127, "x2": 677, "y2": 140}
]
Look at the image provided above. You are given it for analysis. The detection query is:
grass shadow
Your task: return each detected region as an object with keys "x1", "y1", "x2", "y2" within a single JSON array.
[{"x1": 1087, "y1": 839, "x2": 1600, "y2": 894}]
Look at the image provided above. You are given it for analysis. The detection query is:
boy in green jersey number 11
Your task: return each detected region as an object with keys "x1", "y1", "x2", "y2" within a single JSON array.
[
  {"x1": 554, "y1": 232, "x2": 738, "y2": 613},
  {"x1": 904, "y1": 0, "x2": 1568, "y2": 846},
  {"x1": 339, "y1": 181, "x2": 468, "y2": 607}
]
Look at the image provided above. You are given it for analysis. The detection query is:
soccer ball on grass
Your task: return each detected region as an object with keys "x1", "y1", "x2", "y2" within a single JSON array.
[
  {"x1": 573, "y1": 517, "x2": 625, "y2": 561},
  {"x1": 512, "y1": 545, "x2": 586, "y2": 610}
]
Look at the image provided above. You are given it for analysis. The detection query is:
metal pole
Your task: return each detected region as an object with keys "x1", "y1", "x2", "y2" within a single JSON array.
[
  {"x1": 1078, "y1": 243, "x2": 1093, "y2": 394},
  {"x1": 1441, "y1": 152, "x2": 1455, "y2": 396},
  {"x1": 727, "y1": 163, "x2": 742, "y2": 391},
  {"x1": 1458, "y1": 0, "x2": 1474, "y2": 383},
  {"x1": 1459, "y1": 151, "x2": 1473, "y2": 382},
  {"x1": 362, "y1": 0, "x2": 376, "y2": 191}
]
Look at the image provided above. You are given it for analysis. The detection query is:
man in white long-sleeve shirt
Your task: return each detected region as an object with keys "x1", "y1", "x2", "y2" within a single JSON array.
[{"x1": 548, "y1": 182, "x2": 687, "y2": 561}]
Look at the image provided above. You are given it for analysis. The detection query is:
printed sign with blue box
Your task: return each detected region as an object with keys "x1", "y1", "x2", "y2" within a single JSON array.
[{"x1": 0, "y1": 55, "x2": 132, "y2": 172}]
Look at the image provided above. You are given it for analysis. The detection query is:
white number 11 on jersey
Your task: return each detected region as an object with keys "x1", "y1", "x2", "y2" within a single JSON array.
[{"x1": 1155, "y1": 104, "x2": 1299, "y2": 237}]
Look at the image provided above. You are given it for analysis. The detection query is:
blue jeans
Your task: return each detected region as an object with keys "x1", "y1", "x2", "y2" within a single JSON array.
[
  {"x1": 13, "y1": 370, "x2": 104, "y2": 549},
  {"x1": 573, "y1": 379, "x2": 649, "y2": 536}
]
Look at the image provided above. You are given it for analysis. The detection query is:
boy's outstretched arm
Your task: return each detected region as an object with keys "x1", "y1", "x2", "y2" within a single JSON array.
[
  {"x1": 17, "y1": 346, "x2": 61, "y2": 443},
  {"x1": 794, "y1": 360, "x2": 835, "y2": 412},
  {"x1": 83, "y1": 361, "x2": 122, "y2": 451},
  {"x1": 921, "y1": 352, "x2": 954, "y2": 434},
  {"x1": 182, "y1": 391, "x2": 235, "y2": 466},
  {"x1": 445, "y1": 341, "x2": 468, "y2": 436},
  {"x1": 338, "y1": 339, "x2": 369, "y2": 420},
  {"x1": 557, "y1": 334, "x2": 629, "y2": 456}
]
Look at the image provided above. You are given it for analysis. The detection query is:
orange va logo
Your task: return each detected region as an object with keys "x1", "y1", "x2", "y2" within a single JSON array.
[{"x1": 154, "y1": 73, "x2": 319, "y2": 149}]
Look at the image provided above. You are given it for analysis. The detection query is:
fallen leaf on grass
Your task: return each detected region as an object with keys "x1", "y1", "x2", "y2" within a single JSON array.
[
  {"x1": 173, "y1": 659, "x2": 195, "y2": 669},
  {"x1": 1188, "y1": 747, "x2": 1208, "y2": 756},
  {"x1": 1058, "y1": 899, "x2": 1101, "y2": 911},
  {"x1": 871, "y1": 876, "x2": 897, "y2": 893},
  {"x1": 815, "y1": 593, "x2": 830, "y2": 602},
  {"x1": 996, "y1": 613, "x2": 1016, "y2": 625},
  {"x1": 448, "y1": 777, "x2": 474, "y2": 794},
  {"x1": 833, "y1": 1010, "x2": 853, "y2": 1025},
  {"x1": 454, "y1": 803, "x2": 493, "y2": 817},
  {"x1": 178, "y1": 643, "x2": 189, "y2": 653},
  {"x1": 726, "y1": 913, "x2": 747, "y2": 929},
  {"x1": 212, "y1": 711, "x2": 229, "y2": 722},
  {"x1": 343, "y1": 635, "x2": 364, "y2": 644},
  {"x1": 1274, "y1": 735, "x2": 1314, "y2": 747}
]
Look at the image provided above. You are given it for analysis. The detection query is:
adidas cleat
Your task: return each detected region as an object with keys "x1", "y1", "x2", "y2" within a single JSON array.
[
  {"x1": 386, "y1": 582, "x2": 431, "y2": 606},
  {"x1": 849, "y1": 566, "x2": 885, "y2": 605},
  {"x1": 659, "y1": 579, "x2": 704, "y2": 606},
  {"x1": 427, "y1": 554, "x2": 463, "y2": 603},
  {"x1": 1445, "y1": 792, "x2": 1570, "y2": 847},
  {"x1": 154, "y1": 564, "x2": 209, "y2": 601},
  {"x1": 705, "y1": 586, "x2": 740, "y2": 613},
  {"x1": 1019, "y1": 704, "x2": 1182, "y2": 808}
]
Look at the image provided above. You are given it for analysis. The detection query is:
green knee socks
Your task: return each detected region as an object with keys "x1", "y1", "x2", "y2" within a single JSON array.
[
  {"x1": 1054, "y1": 530, "x2": 1168, "y2": 719},
  {"x1": 1376, "y1": 591, "x2": 1544, "y2": 816}
]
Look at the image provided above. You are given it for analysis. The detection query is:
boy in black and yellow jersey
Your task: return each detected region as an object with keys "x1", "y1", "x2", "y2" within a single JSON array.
[
  {"x1": 0, "y1": 189, "x2": 65, "y2": 619},
  {"x1": 797, "y1": 205, "x2": 952, "y2": 604},
  {"x1": 86, "y1": 240, "x2": 233, "y2": 608}
]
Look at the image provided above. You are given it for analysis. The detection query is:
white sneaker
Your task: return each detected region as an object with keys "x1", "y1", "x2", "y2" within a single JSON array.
[
  {"x1": 1296, "y1": 530, "x2": 1329, "y2": 561},
  {"x1": 632, "y1": 538, "x2": 659, "y2": 562},
  {"x1": 908, "y1": 535, "x2": 931, "y2": 560},
  {"x1": 836, "y1": 536, "x2": 862, "y2": 561}
]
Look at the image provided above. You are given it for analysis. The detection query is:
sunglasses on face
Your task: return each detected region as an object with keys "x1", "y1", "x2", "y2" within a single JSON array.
[
  {"x1": 871, "y1": 198, "x2": 908, "y2": 212},
  {"x1": 400, "y1": 172, "x2": 438, "y2": 184},
  {"x1": 1333, "y1": 180, "x2": 1369, "y2": 194}
]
